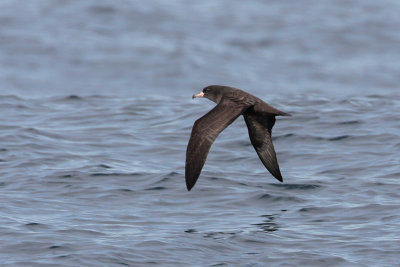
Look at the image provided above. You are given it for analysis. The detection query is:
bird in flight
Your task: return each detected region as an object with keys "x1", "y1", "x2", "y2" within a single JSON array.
[{"x1": 185, "y1": 85, "x2": 291, "y2": 191}]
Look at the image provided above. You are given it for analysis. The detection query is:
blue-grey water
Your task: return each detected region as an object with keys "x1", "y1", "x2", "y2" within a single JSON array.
[{"x1": 1, "y1": 1, "x2": 400, "y2": 266}]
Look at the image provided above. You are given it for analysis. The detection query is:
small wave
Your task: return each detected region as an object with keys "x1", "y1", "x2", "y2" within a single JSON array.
[
  {"x1": 22, "y1": 127, "x2": 64, "y2": 140},
  {"x1": 152, "y1": 171, "x2": 180, "y2": 184},
  {"x1": 338, "y1": 120, "x2": 362, "y2": 125},
  {"x1": 116, "y1": 188, "x2": 134, "y2": 192},
  {"x1": 328, "y1": 135, "x2": 351, "y2": 141},
  {"x1": 87, "y1": 5, "x2": 117, "y2": 14},
  {"x1": 24, "y1": 222, "x2": 50, "y2": 230},
  {"x1": 64, "y1": 95, "x2": 83, "y2": 100},
  {"x1": 48, "y1": 245, "x2": 69, "y2": 250},
  {"x1": 58, "y1": 229, "x2": 105, "y2": 237},
  {"x1": 298, "y1": 207, "x2": 320, "y2": 212},
  {"x1": 379, "y1": 172, "x2": 400, "y2": 179},
  {"x1": 228, "y1": 38, "x2": 274, "y2": 49},
  {"x1": 273, "y1": 133, "x2": 353, "y2": 142},
  {"x1": 145, "y1": 186, "x2": 167, "y2": 191},
  {"x1": 269, "y1": 183, "x2": 322, "y2": 190},
  {"x1": 97, "y1": 164, "x2": 111, "y2": 169},
  {"x1": 50, "y1": 95, "x2": 86, "y2": 102},
  {"x1": 273, "y1": 133, "x2": 295, "y2": 140},
  {"x1": 0, "y1": 95, "x2": 23, "y2": 101},
  {"x1": 59, "y1": 174, "x2": 74, "y2": 178},
  {"x1": 256, "y1": 193, "x2": 302, "y2": 202},
  {"x1": 25, "y1": 222, "x2": 41, "y2": 226},
  {"x1": 367, "y1": 94, "x2": 385, "y2": 99},
  {"x1": 90, "y1": 172, "x2": 144, "y2": 177}
]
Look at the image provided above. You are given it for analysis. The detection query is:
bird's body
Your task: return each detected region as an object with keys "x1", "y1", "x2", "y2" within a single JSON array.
[{"x1": 185, "y1": 85, "x2": 290, "y2": 191}]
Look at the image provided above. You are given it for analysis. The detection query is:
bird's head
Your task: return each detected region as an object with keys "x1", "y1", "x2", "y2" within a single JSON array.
[{"x1": 192, "y1": 85, "x2": 226, "y2": 104}]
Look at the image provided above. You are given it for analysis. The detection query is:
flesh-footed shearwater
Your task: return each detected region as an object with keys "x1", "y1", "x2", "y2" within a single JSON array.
[{"x1": 185, "y1": 85, "x2": 291, "y2": 191}]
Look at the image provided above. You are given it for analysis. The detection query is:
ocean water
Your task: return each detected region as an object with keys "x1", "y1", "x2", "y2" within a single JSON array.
[{"x1": 1, "y1": 1, "x2": 400, "y2": 266}]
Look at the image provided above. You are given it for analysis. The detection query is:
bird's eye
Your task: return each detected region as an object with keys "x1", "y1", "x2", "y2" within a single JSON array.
[{"x1": 203, "y1": 88, "x2": 209, "y2": 93}]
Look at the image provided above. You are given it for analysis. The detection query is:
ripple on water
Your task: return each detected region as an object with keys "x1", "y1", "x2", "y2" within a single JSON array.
[{"x1": 268, "y1": 183, "x2": 322, "y2": 190}]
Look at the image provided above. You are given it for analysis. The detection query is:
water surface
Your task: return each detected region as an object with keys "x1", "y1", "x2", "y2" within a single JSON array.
[{"x1": 1, "y1": 1, "x2": 400, "y2": 266}]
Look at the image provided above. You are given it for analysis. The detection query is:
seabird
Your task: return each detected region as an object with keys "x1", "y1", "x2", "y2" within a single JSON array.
[{"x1": 185, "y1": 85, "x2": 291, "y2": 191}]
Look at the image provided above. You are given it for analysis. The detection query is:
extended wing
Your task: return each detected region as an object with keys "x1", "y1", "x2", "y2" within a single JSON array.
[
  {"x1": 243, "y1": 108, "x2": 283, "y2": 182},
  {"x1": 185, "y1": 100, "x2": 244, "y2": 191}
]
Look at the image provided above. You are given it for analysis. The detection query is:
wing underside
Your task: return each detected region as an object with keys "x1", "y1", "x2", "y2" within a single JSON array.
[{"x1": 185, "y1": 100, "x2": 244, "y2": 190}]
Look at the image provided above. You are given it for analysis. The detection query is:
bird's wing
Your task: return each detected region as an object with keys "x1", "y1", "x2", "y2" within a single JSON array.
[
  {"x1": 185, "y1": 99, "x2": 245, "y2": 191},
  {"x1": 243, "y1": 108, "x2": 283, "y2": 182}
]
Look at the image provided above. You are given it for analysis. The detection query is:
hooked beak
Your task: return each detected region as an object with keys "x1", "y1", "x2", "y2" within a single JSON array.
[{"x1": 192, "y1": 91, "x2": 204, "y2": 99}]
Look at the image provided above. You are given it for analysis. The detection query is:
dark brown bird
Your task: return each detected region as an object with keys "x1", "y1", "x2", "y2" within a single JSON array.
[{"x1": 185, "y1": 85, "x2": 291, "y2": 191}]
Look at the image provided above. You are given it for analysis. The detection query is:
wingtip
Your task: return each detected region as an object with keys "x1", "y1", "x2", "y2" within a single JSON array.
[
  {"x1": 186, "y1": 184, "x2": 193, "y2": 191},
  {"x1": 185, "y1": 179, "x2": 195, "y2": 191},
  {"x1": 273, "y1": 172, "x2": 283, "y2": 182}
]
